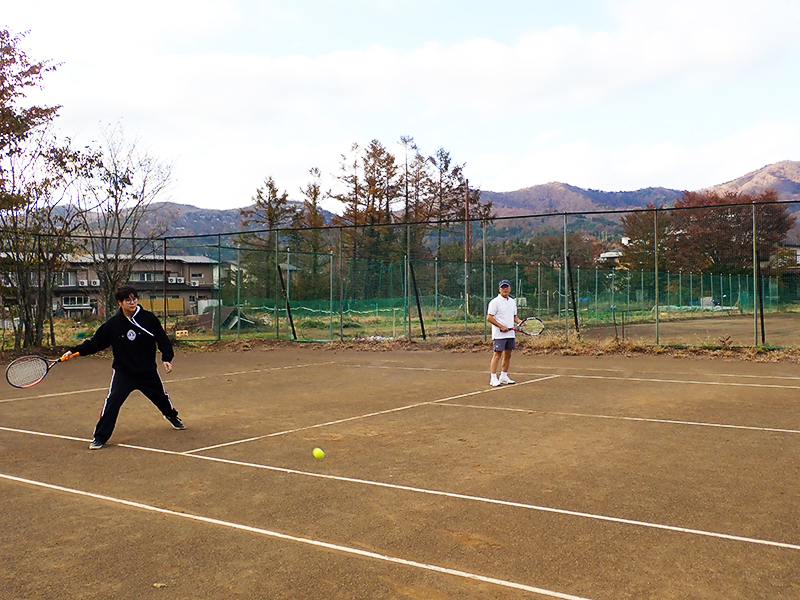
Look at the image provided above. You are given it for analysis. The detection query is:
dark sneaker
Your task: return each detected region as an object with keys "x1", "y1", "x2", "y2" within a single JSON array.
[
  {"x1": 89, "y1": 439, "x2": 104, "y2": 450},
  {"x1": 164, "y1": 415, "x2": 186, "y2": 430}
]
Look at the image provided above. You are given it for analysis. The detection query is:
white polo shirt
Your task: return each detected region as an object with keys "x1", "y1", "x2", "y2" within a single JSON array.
[{"x1": 487, "y1": 294, "x2": 517, "y2": 340}]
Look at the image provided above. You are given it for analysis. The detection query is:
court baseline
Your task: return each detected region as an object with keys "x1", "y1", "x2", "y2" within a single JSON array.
[
  {"x1": 0, "y1": 360, "x2": 336, "y2": 404},
  {"x1": 0, "y1": 471, "x2": 594, "y2": 600}
]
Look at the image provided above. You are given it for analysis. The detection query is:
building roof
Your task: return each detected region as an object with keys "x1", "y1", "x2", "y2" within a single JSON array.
[{"x1": 64, "y1": 253, "x2": 218, "y2": 265}]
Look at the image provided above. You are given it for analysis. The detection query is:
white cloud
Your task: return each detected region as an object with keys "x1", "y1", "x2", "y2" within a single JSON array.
[
  {"x1": 472, "y1": 120, "x2": 800, "y2": 195},
  {"x1": 37, "y1": 0, "x2": 800, "y2": 126},
  {"x1": 8, "y1": 0, "x2": 800, "y2": 211}
]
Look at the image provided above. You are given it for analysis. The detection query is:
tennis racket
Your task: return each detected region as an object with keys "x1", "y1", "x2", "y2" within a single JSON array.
[
  {"x1": 512, "y1": 317, "x2": 545, "y2": 336},
  {"x1": 5, "y1": 354, "x2": 77, "y2": 388}
]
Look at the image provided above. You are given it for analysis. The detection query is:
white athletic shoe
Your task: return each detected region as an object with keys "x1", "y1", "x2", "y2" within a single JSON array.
[
  {"x1": 499, "y1": 375, "x2": 516, "y2": 384},
  {"x1": 490, "y1": 378, "x2": 502, "y2": 387}
]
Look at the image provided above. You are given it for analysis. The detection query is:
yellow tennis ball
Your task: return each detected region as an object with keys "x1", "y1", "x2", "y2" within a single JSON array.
[{"x1": 312, "y1": 447, "x2": 325, "y2": 459}]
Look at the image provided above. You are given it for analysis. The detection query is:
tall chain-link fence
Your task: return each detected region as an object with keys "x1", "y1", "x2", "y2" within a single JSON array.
[
  {"x1": 160, "y1": 201, "x2": 800, "y2": 348},
  {"x1": 3, "y1": 200, "x2": 799, "y2": 348}
]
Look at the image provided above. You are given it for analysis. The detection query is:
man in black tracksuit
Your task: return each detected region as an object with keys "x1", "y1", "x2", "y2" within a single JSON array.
[{"x1": 61, "y1": 285, "x2": 184, "y2": 450}]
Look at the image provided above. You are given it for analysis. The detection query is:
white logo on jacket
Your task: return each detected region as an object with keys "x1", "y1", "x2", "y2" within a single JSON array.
[{"x1": 127, "y1": 329, "x2": 137, "y2": 341}]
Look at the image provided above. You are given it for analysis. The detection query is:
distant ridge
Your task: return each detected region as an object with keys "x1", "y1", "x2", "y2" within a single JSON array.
[
  {"x1": 482, "y1": 183, "x2": 682, "y2": 216},
  {"x1": 703, "y1": 160, "x2": 800, "y2": 199},
  {"x1": 485, "y1": 160, "x2": 800, "y2": 217},
  {"x1": 149, "y1": 161, "x2": 800, "y2": 237}
]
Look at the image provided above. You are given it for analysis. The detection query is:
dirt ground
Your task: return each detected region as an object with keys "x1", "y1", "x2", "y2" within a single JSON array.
[
  {"x1": 577, "y1": 312, "x2": 800, "y2": 349},
  {"x1": 1, "y1": 345, "x2": 799, "y2": 599}
]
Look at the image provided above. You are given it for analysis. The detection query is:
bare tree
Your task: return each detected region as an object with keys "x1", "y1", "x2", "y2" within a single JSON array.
[
  {"x1": 0, "y1": 30, "x2": 91, "y2": 348},
  {"x1": 74, "y1": 124, "x2": 174, "y2": 315},
  {"x1": 0, "y1": 127, "x2": 88, "y2": 347}
]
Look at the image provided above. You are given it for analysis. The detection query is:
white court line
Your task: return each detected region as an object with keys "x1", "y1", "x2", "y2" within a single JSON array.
[
  {"x1": 364, "y1": 365, "x2": 494, "y2": 374},
  {"x1": 530, "y1": 365, "x2": 800, "y2": 381},
  {"x1": 567, "y1": 374, "x2": 800, "y2": 390},
  {"x1": 171, "y1": 449, "x2": 800, "y2": 552},
  {"x1": 357, "y1": 364, "x2": 800, "y2": 389},
  {"x1": 0, "y1": 361, "x2": 337, "y2": 404},
  {"x1": 363, "y1": 363, "x2": 800, "y2": 384},
  {"x1": 0, "y1": 472, "x2": 593, "y2": 600},
  {"x1": 0, "y1": 425, "x2": 88, "y2": 443},
  {"x1": 184, "y1": 375, "x2": 561, "y2": 454},
  {"x1": 438, "y1": 404, "x2": 800, "y2": 436},
  {"x1": 364, "y1": 363, "x2": 800, "y2": 382},
  {"x1": 0, "y1": 387, "x2": 110, "y2": 404},
  {"x1": 2, "y1": 424, "x2": 799, "y2": 553},
  {"x1": 172, "y1": 367, "x2": 800, "y2": 454},
  {"x1": 716, "y1": 373, "x2": 800, "y2": 381}
]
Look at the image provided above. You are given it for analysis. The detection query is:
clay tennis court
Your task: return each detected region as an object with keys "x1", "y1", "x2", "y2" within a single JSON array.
[{"x1": 1, "y1": 346, "x2": 799, "y2": 599}]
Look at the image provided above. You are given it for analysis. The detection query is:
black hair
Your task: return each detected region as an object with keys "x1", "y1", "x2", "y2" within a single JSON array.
[{"x1": 114, "y1": 285, "x2": 139, "y2": 302}]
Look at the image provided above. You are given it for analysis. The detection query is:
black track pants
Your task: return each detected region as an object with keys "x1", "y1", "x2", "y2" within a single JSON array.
[{"x1": 93, "y1": 369, "x2": 177, "y2": 444}]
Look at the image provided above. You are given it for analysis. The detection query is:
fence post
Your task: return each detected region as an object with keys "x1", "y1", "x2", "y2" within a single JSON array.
[
  {"x1": 217, "y1": 235, "x2": 222, "y2": 341},
  {"x1": 163, "y1": 238, "x2": 168, "y2": 324},
  {"x1": 286, "y1": 247, "x2": 291, "y2": 339},
  {"x1": 404, "y1": 254, "x2": 409, "y2": 337},
  {"x1": 275, "y1": 232, "x2": 280, "y2": 339},
  {"x1": 339, "y1": 227, "x2": 344, "y2": 342},
  {"x1": 537, "y1": 264, "x2": 541, "y2": 318},
  {"x1": 236, "y1": 244, "x2": 241, "y2": 340},
  {"x1": 752, "y1": 202, "x2": 758, "y2": 345},
  {"x1": 595, "y1": 267, "x2": 598, "y2": 324},
  {"x1": 626, "y1": 269, "x2": 630, "y2": 318},
  {"x1": 435, "y1": 257, "x2": 439, "y2": 337},
  {"x1": 612, "y1": 269, "x2": 616, "y2": 318},
  {"x1": 464, "y1": 180, "x2": 470, "y2": 321},
  {"x1": 483, "y1": 220, "x2": 487, "y2": 342},
  {"x1": 641, "y1": 270, "x2": 644, "y2": 323},
  {"x1": 563, "y1": 213, "x2": 569, "y2": 342},
  {"x1": 654, "y1": 207, "x2": 660, "y2": 345}
]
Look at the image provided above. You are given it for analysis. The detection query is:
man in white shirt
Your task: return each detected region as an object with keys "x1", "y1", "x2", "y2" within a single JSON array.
[{"x1": 486, "y1": 279, "x2": 521, "y2": 387}]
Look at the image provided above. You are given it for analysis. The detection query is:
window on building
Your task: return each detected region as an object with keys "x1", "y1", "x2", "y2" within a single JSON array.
[
  {"x1": 54, "y1": 271, "x2": 77, "y2": 287},
  {"x1": 62, "y1": 296, "x2": 90, "y2": 307},
  {"x1": 130, "y1": 272, "x2": 164, "y2": 282}
]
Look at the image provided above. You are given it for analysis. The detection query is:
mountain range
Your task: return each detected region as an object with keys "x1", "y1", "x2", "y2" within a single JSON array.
[{"x1": 150, "y1": 160, "x2": 800, "y2": 238}]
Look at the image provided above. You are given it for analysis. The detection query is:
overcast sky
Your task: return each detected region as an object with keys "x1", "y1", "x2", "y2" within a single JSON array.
[{"x1": 5, "y1": 0, "x2": 800, "y2": 212}]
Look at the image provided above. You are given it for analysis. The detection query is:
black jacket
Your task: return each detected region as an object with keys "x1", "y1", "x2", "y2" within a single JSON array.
[{"x1": 70, "y1": 306, "x2": 174, "y2": 375}]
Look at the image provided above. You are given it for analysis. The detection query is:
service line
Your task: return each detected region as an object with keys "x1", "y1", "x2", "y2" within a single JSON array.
[
  {"x1": 184, "y1": 375, "x2": 561, "y2": 454},
  {"x1": 438, "y1": 403, "x2": 800, "y2": 436}
]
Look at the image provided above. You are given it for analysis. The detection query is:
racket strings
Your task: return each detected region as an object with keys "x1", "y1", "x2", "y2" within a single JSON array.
[
  {"x1": 516, "y1": 317, "x2": 544, "y2": 335},
  {"x1": 6, "y1": 357, "x2": 48, "y2": 387}
]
